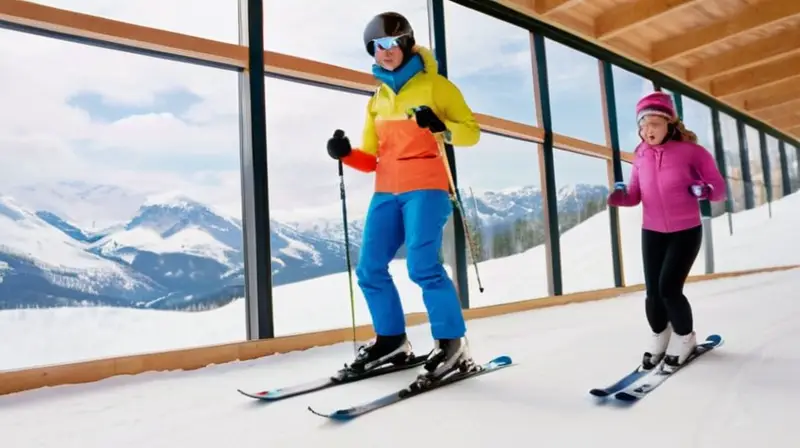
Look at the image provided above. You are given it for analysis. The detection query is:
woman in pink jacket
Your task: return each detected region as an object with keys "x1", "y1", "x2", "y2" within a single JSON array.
[{"x1": 607, "y1": 91, "x2": 726, "y2": 373}]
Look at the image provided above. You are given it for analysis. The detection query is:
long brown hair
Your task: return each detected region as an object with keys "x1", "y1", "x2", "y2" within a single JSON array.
[{"x1": 673, "y1": 119, "x2": 698, "y2": 143}]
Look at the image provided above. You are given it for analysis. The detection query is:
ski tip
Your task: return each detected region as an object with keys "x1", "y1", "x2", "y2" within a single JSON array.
[
  {"x1": 307, "y1": 406, "x2": 354, "y2": 422},
  {"x1": 589, "y1": 388, "x2": 610, "y2": 398},
  {"x1": 489, "y1": 355, "x2": 513, "y2": 366},
  {"x1": 238, "y1": 388, "x2": 279, "y2": 400},
  {"x1": 705, "y1": 334, "x2": 724, "y2": 347},
  {"x1": 614, "y1": 392, "x2": 638, "y2": 402}
]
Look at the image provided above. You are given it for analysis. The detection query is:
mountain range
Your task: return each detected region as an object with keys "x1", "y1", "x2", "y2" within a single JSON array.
[{"x1": 0, "y1": 181, "x2": 608, "y2": 311}]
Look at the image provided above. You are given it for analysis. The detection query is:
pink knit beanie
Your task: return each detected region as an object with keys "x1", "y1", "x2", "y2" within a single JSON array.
[{"x1": 636, "y1": 91, "x2": 677, "y2": 123}]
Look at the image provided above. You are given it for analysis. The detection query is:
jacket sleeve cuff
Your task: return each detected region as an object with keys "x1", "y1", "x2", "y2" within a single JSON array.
[{"x1": 341, "y1": 149, "x2": 377, "y2": 173}]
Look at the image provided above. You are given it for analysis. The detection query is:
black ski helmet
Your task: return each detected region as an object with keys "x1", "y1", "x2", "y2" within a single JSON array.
[{"x1": 363, "y1": 12, "x2": 416, "y2": 56}]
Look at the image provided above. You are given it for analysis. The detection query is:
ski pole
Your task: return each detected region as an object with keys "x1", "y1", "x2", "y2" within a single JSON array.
[
  {"x1": 405, "y1": 108, "x2": 485, "y2": 293},
  {"x1": 435, "y1": 138, "x2": 485, "y2": 293},
  {"x1": 334, "y1": 131, "x2": 358, "y2": 355}
]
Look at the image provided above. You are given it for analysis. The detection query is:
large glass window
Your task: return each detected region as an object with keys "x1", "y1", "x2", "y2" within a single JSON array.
[
  {"x1": 0, "y1": 30, "x2": 243, "y2": 371},
  {"x1": 683, "y1": 97, "x2": 714, "y2": 156},
  {"x1": 553, "y1": 150, "x2": 614, "y2": 293},
  {"x1": 611, "y1": 66, "x2": 653, "y2": 153},
  {"x1": 265, "y1": 0, "x2": 430, "y2": 72},
  {"x1": 611, "y1": 67, "x2": 651, "y2": 287},
  {"x1": 766, "y1": 135, "x2": 783, "y2": 200},
  {"x1": 683, "y1": 96, "x2": 726, "y2": 225},
  {"x1": 719, "y1": 113, "x2": 746, "y2": 212},
  {"x1": 788, "y1": 143, "x2": 800, "y2": 193},
  {"x1": 546, "y1": 39, "x2": 606, "y2": 145},
  {"x1": 29, "y1": 0, "x2": 239, "y2": 42},
  {"x1": 444, "y1": 2, "x2": 536, "y2": 125},
  {"x1": 745, "y1": 125, "x2": 767, "y2": 208},
  {"x1": 454, "y1": 136, "x2": 547, "y2": 305}
]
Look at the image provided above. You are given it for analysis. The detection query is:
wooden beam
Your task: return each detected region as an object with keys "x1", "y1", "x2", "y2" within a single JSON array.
[
  {"x1": 686, "y1": 27, "x2": 800, "y2": 82},
  {"x1": 711, "y1": 52, "x2": 800, "y2": 98},
  {"x1": 595, "y1": 0, "x2": 700, "y2": 41},
  {"x1": 738, "y1": 76, "x2": 800, "y2": 113},
  {"x1": 753, "y1": 99, "x2": 800, "y2": 121},
  {"x1": 533, "y1": 0, "x2": 583, "y2": 15},
  {"x1": 651, "y1": 0, "x2": 800, "y2": 64},
  {"x1": 766, "y1": 114, "x2": 800, "y2": 129},
  {"x1": 0, "y1": 0, "x2": 247, "y2": 68}
]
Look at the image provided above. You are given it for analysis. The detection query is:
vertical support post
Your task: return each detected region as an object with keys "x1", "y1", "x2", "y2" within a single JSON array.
[
  {"x1": 598, "y1": 60, "x2": 624, "y2": 287},
  {"x1": 758, "y1": 130, "x2": 773, "y2": 217},
  {"x1": 427, "y1": 0, "x2": 469, "y2": 309},
  {"x1": 238, "y1": 0, "x2": 274, "y2": 339},
  {"x1": 711, "y1": 109, "x2": 734, "y2": 236},
  {"x1": 778, "y1": 140, "x2": 791, "y2": 197},
  {"x1": 530, "y1": 33, "x2": 562, "y2": 296},
  {"x1": 736, "y1": 120, "x2": 755, "y2": 210}
]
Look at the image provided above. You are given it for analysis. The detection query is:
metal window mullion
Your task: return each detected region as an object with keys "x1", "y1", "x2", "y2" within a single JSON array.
[
  {"x1": 530, "y1": 33, "x2": 562, "y2": 296},
  {"x1": 238, "y1": 0, "x2": 274, "y2": 339},
  {"x1": 427, "y1": 0, "x2": 470, "y2": 309},
  {"x1": 598, "y1": 60, "x2": 624, "y2": 287}
]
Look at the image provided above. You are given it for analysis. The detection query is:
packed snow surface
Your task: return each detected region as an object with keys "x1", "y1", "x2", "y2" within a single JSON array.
[{"x1": 0, "y1": 268, "x2": 798, "y2": 448}]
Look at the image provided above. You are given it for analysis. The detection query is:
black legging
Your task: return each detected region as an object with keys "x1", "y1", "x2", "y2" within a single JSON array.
[{"x1": 642, "y1": 225, "x2": 703, "y2": 336}]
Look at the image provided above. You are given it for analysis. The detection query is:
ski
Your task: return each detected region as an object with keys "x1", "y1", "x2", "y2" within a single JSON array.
[
  {"x1": 237, "y1": 353, "x2": 429, "y2": 401},
  {"x1": 589, "y1": 366, "x2": 651, "y2": 398},
  {"x1": 307, "y1": 355, "x2": 513, "y2": 421},
  {"x1": 614, "y1": 334, "x2": 723, "y2": 403}
]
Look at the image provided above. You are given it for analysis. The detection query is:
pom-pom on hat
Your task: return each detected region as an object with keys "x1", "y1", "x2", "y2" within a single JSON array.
[{"x1": 636, "y1": 91, "x2": 677, "y2": 123}]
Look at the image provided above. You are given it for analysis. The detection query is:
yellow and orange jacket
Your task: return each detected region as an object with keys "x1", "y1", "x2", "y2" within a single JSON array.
[{"x1": 342, "y1": 45, "x2": 480, "y2": 193}]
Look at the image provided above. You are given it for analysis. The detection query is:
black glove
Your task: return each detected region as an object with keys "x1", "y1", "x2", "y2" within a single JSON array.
[
  {"x1": 326, "y1": 129, "x2": 351, "y2": 160},
  {"x1": 411, "y1": 106, "x2": 446, "y2": 133}
]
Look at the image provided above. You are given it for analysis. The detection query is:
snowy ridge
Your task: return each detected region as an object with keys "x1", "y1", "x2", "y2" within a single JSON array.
[
  {"x1": 93, "y1": 226, "x2": 235, "y2": 266},
  {"x1": 0, "y1": 196, "x2": 151, "y2": 291}
]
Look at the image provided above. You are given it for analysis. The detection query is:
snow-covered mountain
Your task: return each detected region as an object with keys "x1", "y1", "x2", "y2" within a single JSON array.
[
  {"x1": 0, "y1": 196, "x2": 160, "y2": 309},
  {"x1": 0, "y1": 182, "x2": 608, "y2": 311}
]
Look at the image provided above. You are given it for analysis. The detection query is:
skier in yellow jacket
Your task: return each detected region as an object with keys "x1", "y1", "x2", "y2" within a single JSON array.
[{"x1": 326, "y1": 11, "x2": 481, "y2": 381}]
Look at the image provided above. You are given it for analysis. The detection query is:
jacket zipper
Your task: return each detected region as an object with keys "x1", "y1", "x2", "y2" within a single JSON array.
[{"x1": 654, "y1": 148, "x2": 670, "y2": 231}]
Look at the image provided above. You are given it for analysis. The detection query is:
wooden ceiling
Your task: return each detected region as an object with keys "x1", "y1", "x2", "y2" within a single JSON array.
[{"x1": 499, "y1": 0, "x2": 800, "y2": 140}]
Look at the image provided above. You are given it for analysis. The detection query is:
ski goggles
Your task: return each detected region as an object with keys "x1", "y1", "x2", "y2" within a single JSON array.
[{"x1": 372, "y1": 33, "x2": 410, "y2": 51}]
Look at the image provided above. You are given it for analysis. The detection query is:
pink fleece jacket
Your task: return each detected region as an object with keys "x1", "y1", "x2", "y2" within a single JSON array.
[{"x1": 608, "y1": 140, "x2": 727, "y2": 233}]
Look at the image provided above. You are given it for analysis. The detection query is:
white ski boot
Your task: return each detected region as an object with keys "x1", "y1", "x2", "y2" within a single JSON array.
[
  {"x1": 641, "y1": 324, "x2": 671, "y2": 371},
  {"x1": 663, "y1": 330, "x2": 697, "y2": 373}
]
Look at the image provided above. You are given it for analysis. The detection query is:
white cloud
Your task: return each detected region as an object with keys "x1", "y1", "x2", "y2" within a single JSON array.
[{"x1": 1, "y1": 0, "x2": 606, "y2": 224}]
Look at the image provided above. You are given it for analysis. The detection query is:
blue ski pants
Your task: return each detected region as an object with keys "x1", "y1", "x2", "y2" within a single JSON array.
[{"x1": 355, "y1": 189, "x2": 466, "y2": 340}]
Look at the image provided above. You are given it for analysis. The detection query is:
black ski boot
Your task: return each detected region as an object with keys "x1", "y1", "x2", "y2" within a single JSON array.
[
  {"x1": 420, "y1": 337, "x2": 477, "y2": 381},
  {"x1": 346, "y1": 333, "x2": 414, "y2": 375}
]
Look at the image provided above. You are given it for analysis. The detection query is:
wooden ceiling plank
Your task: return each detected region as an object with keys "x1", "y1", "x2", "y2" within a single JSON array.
[
  {"x1": 534, "y1": 0, "x2": 584, "y2": 16},
  {"x1": 712, "y1": 53, "x2": 800, "y2": 97},
  {"x1": 595, "y1": 0, "x2": 700, "y2": 41},
  {"x1": 687, "y1": 27, "x2": 800, "y2": 82},
  {"x1": 767, "y1": 114, "x2": 800, "y2": 129},
  {"x1": 650, "y1": 0, "x2": 800, "y2": 65},
  {"x1": 744, "y1": 79, "x2": 800, "y2": 113}
]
